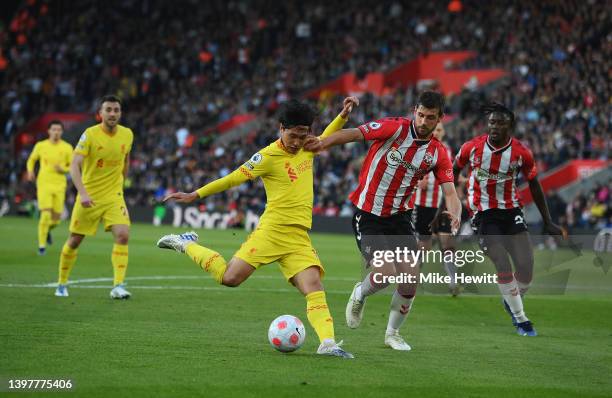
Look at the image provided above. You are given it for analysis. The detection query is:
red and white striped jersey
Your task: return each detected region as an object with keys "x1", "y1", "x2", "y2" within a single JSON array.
[
  {"x1": 408, "y1": 142, "x2": 453, "y2": 209},
  {"x1": 349, "y1": 117, "x2": 454, "y2": 217},
  {"x1": 455, "y1": 134, "x2": 537, "y2": 212}
]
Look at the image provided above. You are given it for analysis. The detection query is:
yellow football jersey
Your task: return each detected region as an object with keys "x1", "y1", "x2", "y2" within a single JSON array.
[
  {"x1": 194, "y1": 113, "x2": 348, "y2": 229},
  {"x1": 74, "y1": 124, "x2": 133, "y2": 200},
  {"x1": 239, "y1": 140, "x2": 316, "y2": 229},
  {"x1": 26, "y1": 139, "x2": 73, "y2": 189}
]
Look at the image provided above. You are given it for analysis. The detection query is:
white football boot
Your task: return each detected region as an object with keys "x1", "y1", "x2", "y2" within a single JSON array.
[
  {"x1": 384, "y1": 330, "x2": 412, "y2": 351},
  {"x1": 54, "y1": 284, "x2": 69, "y2": 297},
  {"x1": 316, "y1": 339, "x2": 354, "y2": 359},
  {"x1": 156, "y1": 231, "x2": 199, "y2": 253},
  {"x1": 345, "y1": 282, "x2": 366, "y2": 329},
  {"x1": 110, "y1": 284, "x2": 131, "y2": 300}
]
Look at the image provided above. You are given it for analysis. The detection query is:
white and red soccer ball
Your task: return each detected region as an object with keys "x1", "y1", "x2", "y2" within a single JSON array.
[{"x1": 268, "y1": 315, "x2": 306, "y2": 353}]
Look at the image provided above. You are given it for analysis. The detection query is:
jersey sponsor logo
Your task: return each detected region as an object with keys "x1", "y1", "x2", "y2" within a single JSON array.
[
  {"x1": 243, "y1": 162, "x2": 255, "y2": 170},
  {"x1": 296, "y1": 159, "x2": 312, "y2": 173},
  {"x1": 475, "y1": 168, "x2": 512, "y2": 182},
  {"x1": 368, "y1": 122, "x2": 381, "y2": 130},
  {"x1": 95, "y1": 158, "x2": 122, "y2": 168},
  {"x1": 444, "y1": 169, "x2": 453, "y2": 180},
  {"x1": 386, "y1": 148, "x2": 422, "y2": 174},
  {"x1": 250, "y1": 153, "x2": 263, "y2": 164},
  {"x1": 508, "y1": 160, "x2": 521, "y2": 173}
]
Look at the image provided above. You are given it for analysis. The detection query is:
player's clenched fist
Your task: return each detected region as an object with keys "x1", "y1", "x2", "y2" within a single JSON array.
[{"x1": 340, "y1": 96, "x2": 359, "y2": 118}]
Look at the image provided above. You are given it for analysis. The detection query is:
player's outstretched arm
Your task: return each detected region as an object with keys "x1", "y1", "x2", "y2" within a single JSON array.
[
  {"x1": 163, "y1": 168, "x2": 251, "y2": 204},
  {"x1": 71, "y1": 154, "x2": 94, "y2": 207},
  {"x1": 440, "y1": 182, "x2": 462, "y2": 234},
  {"x1": 528, "y1": 177, "x2": 567, "y2": 238},
  {"x1": 305, "y1": 128, "x2": 364, "y2": 153}
]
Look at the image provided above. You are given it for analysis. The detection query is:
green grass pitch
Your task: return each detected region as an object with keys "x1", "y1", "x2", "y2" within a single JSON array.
[{"x1": 0, "y1": 216, "x2": 611, "y2": 397}]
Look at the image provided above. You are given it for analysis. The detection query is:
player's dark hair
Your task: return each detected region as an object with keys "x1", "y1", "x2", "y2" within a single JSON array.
[
  {"x1": 481, "y1": 102, "x2": 515, "y2": 126},
  {"x1": 98, "y1": 94, "x2": 122, "y2": 109},
  {"x1": 416, "y1": 91, "x2": 445, "y2": 116},
  {"x1": 47, "y1": 119, "x2": 64, "y2": 129},
  {"x1": 278, "y1": 99, "x2": 317, "y2": 128}
]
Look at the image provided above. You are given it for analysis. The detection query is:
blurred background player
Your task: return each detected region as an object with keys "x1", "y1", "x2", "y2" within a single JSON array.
[
  {"x1": 55, "y1": 95, "x2": 134, "y2": 299},
  {"x1": 26, "y1": 120, "x2": 73, "y2": 255},
  {"x1": 306, "y1": 91, "x2": 462, "y2": 351},
  {"x1": 408, "y1": 122, "x2": 462, "y2": 296},
  {"x1": 453, "y1": 102, "x2": 566, "y2": 336},
  {"x1": 157, "y1": 97, "x2": 358, "y2": 358}
]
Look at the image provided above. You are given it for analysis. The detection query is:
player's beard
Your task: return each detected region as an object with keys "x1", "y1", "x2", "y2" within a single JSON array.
[{"x1": 415, "y1": 125, "x2": 434, "y2": 140}]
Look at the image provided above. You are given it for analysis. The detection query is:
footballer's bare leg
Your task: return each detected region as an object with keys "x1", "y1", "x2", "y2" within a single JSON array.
[
  {"x1": 439, "y1": 232, "x2": 461, "y2": 296},
  {"x1": 345, "y1": 259, "x2": 396, "y2": 329},
  {"x1": 221, "y1": 257, "x2": 256, "y2": 287},
  {"x1": 157, "y1": 231, "x2": 257, "y2": 286},
  {"x1": 507, "y1": 232, "x2": 534, "y2": 295}
]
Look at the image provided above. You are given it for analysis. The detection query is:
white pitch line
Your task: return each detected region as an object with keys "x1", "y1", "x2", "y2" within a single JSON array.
[
  {"x1": 33, "y1": 274, "x2": 358, "y2": 288},
  {"x1": 0, "y1": 283, "x2": 344, "y2": 295}
]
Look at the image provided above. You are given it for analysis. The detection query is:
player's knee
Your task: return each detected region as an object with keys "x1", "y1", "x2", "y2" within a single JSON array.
[
  {"x1": 67, "y1": 234, "x2": 84, "y2": 249},
  {"x1": 514, "y1": 270, "x2": 533, "y2": 284},
  {"x1": 222, "y1": 273, "x2": 244, "y2": 287},
  {"x1": 302, "y1": 278, "x2": 323, "y2": 293},
  {"x1": 114, "y1": 232, "x2": 129, "y2": 245}
]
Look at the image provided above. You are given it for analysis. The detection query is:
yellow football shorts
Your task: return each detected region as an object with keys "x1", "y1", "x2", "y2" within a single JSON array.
[
  {"x1": 234, "y1": 225, "x2": 324, "y2": 282},
  {"x1": 37, "y1": 185, "x2": 66, "y2": 214},
  {"x1": 69, "y1": 196, "x2": 130, "y2": 236}
]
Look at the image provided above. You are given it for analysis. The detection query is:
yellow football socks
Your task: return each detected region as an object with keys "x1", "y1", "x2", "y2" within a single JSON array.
[
  {"x1": 111, "y1": 244, "x2": 129, "y2": 286},
  {"x1": 58, "y1": 244, "x2": 77, "y2": 285},
  {"x1": 306, "y1": 291, "x2": 335, "y2": 343},
  {"x1": 38, "y1": 211, "x2": 52, "y2": 249},
  {"x1": 185, "y1": 243, "x2": 228, "y2": 284}
]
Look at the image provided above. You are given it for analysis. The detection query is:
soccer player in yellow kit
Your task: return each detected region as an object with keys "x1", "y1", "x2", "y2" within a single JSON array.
[
  {"x1": 54, "y1": 95, "x2": 133, "y2": 299},
  {"x1": 26, "y1": 120, "x2": 73, "y2": 255},
  {"x1": 158, "y1": 97, "x2": 359, "y2": 358}
]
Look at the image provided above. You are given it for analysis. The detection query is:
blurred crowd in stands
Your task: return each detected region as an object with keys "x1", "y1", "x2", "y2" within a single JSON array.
[{"x1": 0, "y1": 0, "x2": 609, "y2": 229}]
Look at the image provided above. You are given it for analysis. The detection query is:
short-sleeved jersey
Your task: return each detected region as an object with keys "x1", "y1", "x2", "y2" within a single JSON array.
[
  {"x1": 74, "y1": 124, "x2": 133, "y2": 200},
  {"x1": 26, "y1": 139, "x2": 73, "y2": 189},
  {"x1": 239, "y1": 139, "x2": 315, "y2": 229},
  {"x1": 349, "y1": 117, "x2": 454, "y2": 217},
  {"x1": 408, "y1": 142, "x2": 453, "y2": 209},
  {"x1": 455, "y1": 134, "x2": 536, "y2": 212}
]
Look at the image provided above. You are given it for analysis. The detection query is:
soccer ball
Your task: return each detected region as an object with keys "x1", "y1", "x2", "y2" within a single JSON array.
[{"x1": 268, "y1": 315, "x2": 306, "y2": 353}]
